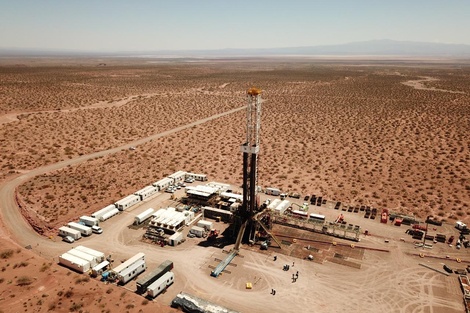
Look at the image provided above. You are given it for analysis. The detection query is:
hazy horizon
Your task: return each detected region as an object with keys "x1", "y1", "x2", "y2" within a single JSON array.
[{"x1": 1, "y1": 1, "x2": 469, "y2": 52}]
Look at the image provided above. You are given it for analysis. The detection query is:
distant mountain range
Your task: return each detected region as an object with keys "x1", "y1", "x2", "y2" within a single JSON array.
[{"x1": 2, "y1": 40, "x2": 470, "y2": 58}]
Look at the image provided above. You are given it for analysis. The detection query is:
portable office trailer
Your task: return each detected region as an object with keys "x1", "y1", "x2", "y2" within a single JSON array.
[
  {"x1": 79, "y1": 216, "x2": 99, "y2": 227},
  {"x1": 220, "y1": 192, "x2": 243, "y2": 202},
  {"x1": 134, "y1": 208, "x2": 155, "y2": 225},
  {"x1": 267, "y1": 199, "x2": 281, "y2": 210},
  {"x1": 152, "y1": 177, "x2": 173, "y2": 191},
  {"x1": 134, "y1": 185, "x2": 158, "y2": 201},
  {"x1": 197, "y1": 220, "x2": 213, "y2": 231},
  {"x1": 168, "y1": 232, "x2": 183, "y2": 246},
  {"x1": 265, "y1": 187, "x2": 281, "y2": 196},
  {"x1": 74, "y1": 245, "x2": 105, "y2": 263},
  {"x1": 66, "y1": 249, "x2": 98, "y2": 267},
  {"x1": 185, "y1": 172, "x2": 207, "y2": 181},
  {"x1": 101, "y1": 208, "x2": 119, "y2": 221},
  {"x1": 168, "y1": 171, "x2": 187, "y2": 184},
  {"x1": 67, "y1": 222, "x2": 92, "y2": 236},
  {"x1": 274, "y1": 200, "x2": 290, "y2": 215},
  {"x1": 117, "y1": 259, "x2": 146, "y2": 284},
  {"x1": 147, "y1": 271, "x2": 174, "y2": 298},
  {"x1": 92, "y1": 204, "x2": 116, "y2": 220},
  {"x1": 58, "y1": 226, "x2": 82, "y2": 240},
  {"x1": 115, "y1": 194, "x2": 140, "y2": 211},
  {"x1": 112, "y1": 252, "x2": 145, "y2": 275},
  {"x1": 91, "y1": 260, "x2": 110, "y2": 277},
  {"x1": 59, "y1": 253, "x2": 90, "y2": 273},
  {"x1": 136, "y1": 260, "x2": 174, "y2": 294}
]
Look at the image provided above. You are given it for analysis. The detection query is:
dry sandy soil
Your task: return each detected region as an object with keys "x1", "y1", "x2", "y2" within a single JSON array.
[{"x1": 0, "y1": 57, "x2": 469, "y2": 312}]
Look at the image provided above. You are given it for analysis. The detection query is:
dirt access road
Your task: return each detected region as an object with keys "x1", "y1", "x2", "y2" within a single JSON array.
[{"x1": 0, "y1": 105, "x2": 245, "y2": 248}]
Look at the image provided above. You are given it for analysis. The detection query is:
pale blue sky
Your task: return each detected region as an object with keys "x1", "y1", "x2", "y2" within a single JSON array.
[{"x1": 0, "y1": 0, "x2": 469, "y2": 51}]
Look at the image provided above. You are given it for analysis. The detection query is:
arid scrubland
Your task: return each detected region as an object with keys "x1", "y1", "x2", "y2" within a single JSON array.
[{"x1": 0, "y1": 60, "x2": 468, "y2": 235}]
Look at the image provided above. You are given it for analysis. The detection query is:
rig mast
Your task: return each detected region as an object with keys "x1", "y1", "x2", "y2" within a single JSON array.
[{"x1": 233, "y1": 87, "x2": 262, "y2": 252}]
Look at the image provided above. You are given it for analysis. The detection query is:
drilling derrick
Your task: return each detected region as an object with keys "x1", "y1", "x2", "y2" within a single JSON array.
[{"x1": 233, "y1": 87, "x2": 262, "y2": 252}]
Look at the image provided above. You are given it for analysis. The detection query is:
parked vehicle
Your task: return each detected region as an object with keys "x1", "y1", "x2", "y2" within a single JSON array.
[
  {"x1": 63, "y1": 236, "x2": 75, "y2": 243},
  {"x1": 91, "y1": 226, "x2": 103, "y2": 234}
]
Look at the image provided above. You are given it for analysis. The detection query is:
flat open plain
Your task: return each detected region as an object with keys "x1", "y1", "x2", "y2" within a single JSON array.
[{"x1": 0, "y1": 57, "x2": 469, "y2": 312}]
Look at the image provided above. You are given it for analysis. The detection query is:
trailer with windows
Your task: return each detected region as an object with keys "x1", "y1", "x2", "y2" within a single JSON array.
[
  {"x1": 117, "y1": 259, "x2": 147, "y2": 284},
  {"x1": 134, "y1": 208, "x2": 155, "y2": 225},
  {"x1": 152, "y1": 177, "x2": 173, "y2": 191},
  {"x1": 112, "y1": 253, "x2": 145, "y2": 277},
  {"x1": 67, "y1": 222, "x2": 92, "y2": 236},
  {"x1": 79, "y1": 216, "x2": 99, "y2": 227},
  {"x1": 59, "y1": 253, "x2": 91, "y2": 273},
  {"x1": 147, "y1": 271, "x2": 174, "y2": 298},
  {"x1": 168, "y1": 171, "x2": 187, "y2": 184},
  {"x1": 58, "y1": 226, "x2": 81, "y2": 240},
  {"x1": 136, "y1": 260, "x2": 174, "y2": 294},
  {"x1": 91, "y1": 260, "x2": 110, "y2": 277},
  {"x1": 92, "y1": 204, "x2": 116, "y2": 221},
  {"x1": 185, "y1": 172, "x2": 207, "y2": 182},
  {"x1": 265, "y1": 187, "x2": 281, "y2": 196},
  {"x1": 73, "y1": 245, "x2": 105, "y2": 263},
  {"x1": 135, "y1": 185, "x2": 158, "y2": 201},
  {"x1": 115, "y1": 194, "x2": 140, "y2": 211},
  {"x1": 101, "y1": 208, "x2": 120, "y2": 221}
]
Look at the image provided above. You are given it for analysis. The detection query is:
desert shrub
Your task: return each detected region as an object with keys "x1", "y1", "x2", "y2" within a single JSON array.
[
  {"x1": 125, "y1": 303, "x2": 135, "y2": 309},
  {"x1": 106, "y1": 287, "x2": 113, "y2": 294},
  {"x1": 0, "y1": 278, "x2": 4, "y2": 283},
  {"x1": 16, "y1": 276, "x2": 33, "y2": 286},
  {"x1": 64, "y1": 289, "x2": 74, "y2": 298},
  {"x1": 141, "y1": 299, "x2": 149, "y2": 305},
  {"x1": 0, "y1": 249, "x2": 14, "y2": 259},
  {"x1": 69, "y1": 302, "x2": 83, "y2": 312},
  {"x1": 40, "y1": 263, "x2": 51, "y2": 272},
  {"x1": 48, "y1": 302, "x2": 56, "y2": 311}
]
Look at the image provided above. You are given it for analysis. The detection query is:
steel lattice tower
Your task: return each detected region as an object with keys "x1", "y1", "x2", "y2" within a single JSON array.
[{"x1": 233, "y1": 88, "x2": 262, "y2": 251}]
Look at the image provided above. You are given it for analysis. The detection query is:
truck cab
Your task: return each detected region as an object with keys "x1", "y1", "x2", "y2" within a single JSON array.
[{"x1": 91, "y1": 226, "x2": 103, "y2": 234}]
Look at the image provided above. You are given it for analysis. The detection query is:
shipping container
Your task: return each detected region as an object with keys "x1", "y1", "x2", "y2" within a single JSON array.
[
  {"x1": 147, "y1": 271, "x2": 174, "y2": 298},
  {"x1": 136, "y1": 260, "x2": 174, "y2": 294}
]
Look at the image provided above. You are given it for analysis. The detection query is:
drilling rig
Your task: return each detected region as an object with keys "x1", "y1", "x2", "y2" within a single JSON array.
[{"x1": 233, "y1": 87, "x2": 262, "y2": 252}]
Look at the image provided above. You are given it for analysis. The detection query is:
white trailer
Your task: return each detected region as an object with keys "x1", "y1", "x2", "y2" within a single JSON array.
[
  {"x1": 112, "y1": 252, "x2": 145, "y2": 275},
  {"x1": 265, "y1": 187, "x2": 281, "y2": 196},
  {"x1": 135, "y1": 185, "x2": 158, "y2": 201},
  {"x1": 74, "y1": 245, "x2": 105, "y2": 263},
  {"x1": 197, "y1": 220, "x2": 213, "y2": 231},
  {"x1": 59, "y1": 253, "x2": 90, "y2": 273},
  {"x1": 91, "y1": 260, "x2": 110, "y2": 277},
  {"x1": 66, "y1": 248, "x2": 98, "y2": 267},
  {"x1": 147, "y1": 271, "x2": 174, "y2": 298},
  {"x1": 152, "y1": 177, "x2": 173, "y2": 191},
  {"x1": 267, "y1": 199, "x2": 281, "y2": 210},
  {"x1": 185, "y1": 172, "x2": 207, "y2": 181},
  {"x1": 67, "y1": 222, "x2": 92, "y2": 236},
  {"x1": 115, "y1": 194, "x2": 140, "y2": 211},
  {"x1": 189, "y1": 226, "x2": 205, "y2": 238},
  {"x1": 168, "y1": 232, "x2": 183, "y2": 246},
  {"x1": 134, "y1": 208, "x2": 155, "y2": 225},
  {"x1": 274, "y1": 200, "x2": 290, "y2": 215},
  {"x1": 101, "y1": 208, "x2": 120, "y2": 221},
  {"x1": 117, "y1": 259, "x2": 146, "y2": 284},
  {"x1": 168, "y1": 171, "x2": 187, "y2": 184},
  {"x1": 92, "y1": 204, "x2": 116, "y2": 220},
  {"x1": 58, "y1": 226, "x2": 81, "y2": 240},
  {"x1": 79, "y1": 216, "x2": 99, "y2": 227}
]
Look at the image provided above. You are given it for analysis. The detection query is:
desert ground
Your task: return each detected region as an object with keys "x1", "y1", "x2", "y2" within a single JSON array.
[{"x1": 0, "y1": 57, "x2": 469, "y2": 312}]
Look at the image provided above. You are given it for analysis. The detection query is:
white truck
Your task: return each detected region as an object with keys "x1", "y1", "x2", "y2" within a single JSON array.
[
  {"x1": 147, "y1": 271, "x2": 174, "y2": 298},
  {"x1": 67, "y1": 222, "x2": 92, "y2": 236},
  {"x1": 79, "y1": 216, "x2": 99, "y2": 227},
  {"x1": 456, "y1": 221, "x2": 467, "y2": 230},
  {"x1": 58, "y1": 226, "x2": 81, "y2": 240}
]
